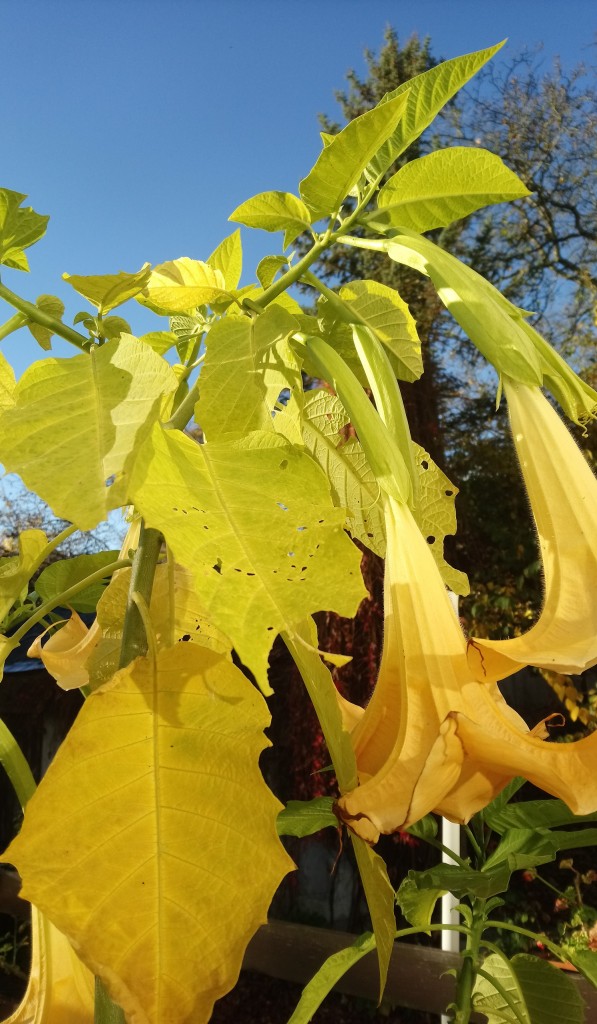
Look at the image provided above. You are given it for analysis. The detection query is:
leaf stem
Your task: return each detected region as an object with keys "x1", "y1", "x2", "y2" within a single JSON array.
[
  {"x1": 0, "y1": 281, "x2": 90, "y2": 351},
  {"x1": 164, "y1": 381, "x2": 200, "y2": 431},
  {"x1": 0, "y1": 718, "x2": 36, "y2": 809},
  {"x1": 0, "y1": 312, "x2": 27, "y2": 343},
  {"x1": 118, "y1": 523, "x2": 162, "y2": 668}
]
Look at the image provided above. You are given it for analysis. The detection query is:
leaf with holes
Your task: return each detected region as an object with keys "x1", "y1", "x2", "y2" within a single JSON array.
[
  {"x1": 4, "y1": 644, "x2": 294, "y2": 1024},
  {"x1": 0, "y1": 335, "x2": 178, "y2": 530},
  {"x1": 129, "y1": 426, "x2": 367, "y2": 692},
  {"x1": 195, "y1": 305, "x2": 302, "y2": 443},
  {"x1": 414, "y1": 445, "x2": 469, "y2": 596}
]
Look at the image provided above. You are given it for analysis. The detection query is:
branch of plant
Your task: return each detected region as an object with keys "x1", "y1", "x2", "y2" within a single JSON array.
[{"x1": 0, "y1": 281, "x2": 90, "y2": 351}]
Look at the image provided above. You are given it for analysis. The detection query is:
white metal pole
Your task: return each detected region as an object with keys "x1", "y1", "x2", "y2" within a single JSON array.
[{"x1": 441, "y1": 593, "x2": 462, "y2": 1024}]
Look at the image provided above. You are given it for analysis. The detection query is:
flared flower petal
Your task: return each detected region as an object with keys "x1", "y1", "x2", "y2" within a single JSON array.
[
  {"x1": 336, "y1": 479, "x2": 597, "y2": 844},
  {"x1": 4, "y1": 906, "x2": 93, "y2": 1023},
  {"x1": 28, "y1": 612, "x2": 99, "y2": 691},
  {"x1": 469, "y1": 380, "x2": 597, "y2": 681}
]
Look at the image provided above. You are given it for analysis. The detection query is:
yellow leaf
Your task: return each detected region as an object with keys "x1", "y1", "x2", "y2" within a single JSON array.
[
  {"x1": 5, "y1": 644, "x2": 293, "y2": 1024},
  {"x1": 138, "y1": 258, "x2": 230, "y2": 315},
  {"x1": 62, "y1": 265, "x2": 151, "y2": 315},
  {"x1": 0, "y1": 529, "x2": 47, "y2": 623}
]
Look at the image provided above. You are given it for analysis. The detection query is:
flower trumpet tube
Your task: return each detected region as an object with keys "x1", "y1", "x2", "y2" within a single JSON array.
[{"x1": 336, "y1": 383, "x2": 597, "y2": 841}]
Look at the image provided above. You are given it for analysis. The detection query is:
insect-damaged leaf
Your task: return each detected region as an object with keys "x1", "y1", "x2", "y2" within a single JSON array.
[
  {"x1": 129, "y1": 426, "x2": 367, "y2": 692},
  {"x1": 4, "y1": 644, "x2": 294, "y2": 1024},
  {"x1": 0, "y1": 189, "x2": 49, "y2": 271}
]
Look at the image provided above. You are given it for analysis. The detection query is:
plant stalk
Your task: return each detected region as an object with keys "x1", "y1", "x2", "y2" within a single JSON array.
[{"x1": 0, "y1": 281, "x2": 90, "y2": 351}]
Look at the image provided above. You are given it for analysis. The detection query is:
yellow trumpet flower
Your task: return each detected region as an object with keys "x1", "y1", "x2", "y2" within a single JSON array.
[{"x1": 336, "y1": 380, "x2": 597, "y2": 843}]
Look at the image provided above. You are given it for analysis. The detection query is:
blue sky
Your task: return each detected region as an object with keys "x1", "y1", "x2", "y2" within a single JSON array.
[{"x1": 2, "y1": 0, "x2": 596, "y2": 376}]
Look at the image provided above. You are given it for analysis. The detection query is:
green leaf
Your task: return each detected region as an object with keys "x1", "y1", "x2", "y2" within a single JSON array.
[
  {"x1": 352, "y1": 836, "x2": 396, "y2": 1001},
  {"x1": 414, "y1": 443, "x2": 469, "y2": 596},
  {"x1": 484, "y1": 827, "x2": 597, "y2": 874},
  {"x1": 396, "y1": 876, "x2": 444, "y2": 932},
  {"x1": 405, "y1": 814, "x2": 438, "y2": 841},
  {"x1": 0, "y1": 529, "x2": 47, "y2": 623},
  {"x1": 35, "y1": 551, "x2": 120, "y2": 614},
  {"x1": 289, "y1": 389, "x2": 385, "y2": 557},
  {"x1": 129, "y1": 426, "x2": 367, "y2": 692},
  {"x1": 287, "y1": 932, "x2": 376, "y2": 1024},
  {"x1": 371, "y1": 147, "x2": 531, "y2": 233},
  {"x1": 332, "y1": 279, "x2": 422, "y2": 383},
  {"x1": 256, "y1": 255, "x2": 288, "y2": 289},
  {"x1": 566, "y1": 948, "x2": 597, "y2": 988},
  {"x1": 138, "y1": 258, "x2": 231, "y2": 314},
  {"x1": 299, "y1": 91, "x2": 410, "y2": 219},
  {"x1": 277, "y1": 797, "x2": 337, "y2": 837},
  {"x1": 230, "y1": 191, "x2": 311, "y2": 243},
  {"x1": 0, "y1": 188, "x2": 49, "y2": 271},
  {"x1": 4, "y1": 644, "x2": 294, "y2": 1024},
  {"x1": 195, "y1": 305, "x2": 302, "y2": 442},
  {"x1": 0, "y1": 351, "x2": 16, "y2": 412},
  {"x1": 383, "y1": 230, "x2": 544, "y2": 386},
  {"x1": 207, "y1": 229, "x2": 242, "y2": 290},
  {"x1": 0, "y1": 335, "x2": 178, "y2": 530},
  {"x1": 473, "y1": 953, "x2": 585, "y2": 1024},
  {"x1": 138, "y1": 331, "x2": 179, "y2": 356},
  {"x1": 25, "y1": 294, "x2": 66, "y2": 351},
  {"x1": 368, "y1": 42, "x2": 505, "y2": 177},
  {"x1": 486, "y1": 796, "x2": 597, "y2": 835},
  {"x1": 62, "y1": 264, "x2": 151, "y2": 315},
  {"x1": 408, "y1": 862, "x2": 513, "y2": 900},
  {"x1": 100, "y1": 315, "x2": 131, "y2": 341}
]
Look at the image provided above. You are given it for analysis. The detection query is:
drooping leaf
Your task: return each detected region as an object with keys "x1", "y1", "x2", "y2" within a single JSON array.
[
  {"x1": 352, "y1": 836, "x2": 396, "y2": 1001},
  {"x1": 287, "y1": 932, "x2": 376, "y2": 1024},
  {"x1": 0, "y1": 335, "x2": 178, "y2": 530},
  {"x1": 473, "y1": 953, "x2": 585, "y2": 1024},
  {"x1": 371, "y1": 147, "x2": 531, "y2": 233},
  {"x1": 485, "y1": 796, "x2": 597, "y2": 835},
  {"x1": 195, "y1": 305, "x2": 302, "y2": 442},
  {"x1": 414, "y1": 444, "x2": 469, "y2": 596},
  {"x1": 484, "y1": 826, "x2": 597, "y2": 874},
  {"x1": 0, "y1": 351, "x2": 16, "y2": 412},
  {"x1": 396, "y1": 876, "x2": 444, "y2": 932},
  {"x1": 0, "y1": 189, "x2": 49, "y2": 271},
  {"x1": 4, "y1": 644, "x2": 294, "y2": 1024},
  {"x1": 0, "y1": 529, "x2": 47, "y2": 623},
  {"x1": 566, "y1": 948, "x2": 597, "y2": 988},
  {"x1": 207, "y1": 228, "x2": 242, "y2": 290},
  {"x1": 129, "y1": 427, "x2": 366, "y2": 691},
  {"x1": 62, "y1": 265, "x2": 151, "y2": 315},
  {"x1": 137, "y1": 258, "x2": 230, "y2": 315},
  {"x1": 25, "y1": 294, "x2": 66, "y2": 352},
  {"x1": 368, "y1": 41, "x2": 505, "y2": 177},
  {"x1": 277, "y1": 797, "x2": 338, "y2": 837},
  {"x1": 35, "y1": 550, "x2": 120, "y2": 613},
  {"x1": 299, "y1": 91, "x2": 410, "y2": 219},
  {"x1": 230, "y1": 191, "x2": 312, "y2": 244}
]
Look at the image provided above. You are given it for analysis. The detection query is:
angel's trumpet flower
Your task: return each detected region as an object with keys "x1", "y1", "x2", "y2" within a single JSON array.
[{"x1": 336, "y1": 381, "x2": 597, "y2": 843}]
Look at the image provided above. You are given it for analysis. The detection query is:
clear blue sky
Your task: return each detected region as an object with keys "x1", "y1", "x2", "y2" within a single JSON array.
[{"x1": 2, "y1": 0, "x2": 596, "y2": 376}]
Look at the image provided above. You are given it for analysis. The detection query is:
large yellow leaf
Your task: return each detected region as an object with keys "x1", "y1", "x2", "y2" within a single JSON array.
[
  {"x1": 0, "y1": 529, "x2": 47, "y2": 623},
  {"x1": 138, "y1": 258, "x2": 230, "y2": 315},
  {"x1": 5, "y1": 644, "x2": 293, "y2": 1024}
]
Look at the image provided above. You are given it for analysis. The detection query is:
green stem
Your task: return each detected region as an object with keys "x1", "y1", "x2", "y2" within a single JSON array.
[
  {"x1": 0, "y1": 719, "x2": 36, "y2": 809},
  {"x1": 0, "y1": 312, "x2": 27, "y2": 343},
  {"x1": 454, "y1": 897, "x2": 486, "y2": 1024},
  {"x1": 0, "y1": 281, "x2": 90, "y2": 351},
  {"x1": 164, "y1": 381, "x2": 200, "y2": 431},
  {"x1": 484, "y1": 919, "x2": 570, "y2": 962},
  {"x1": 10, "y1": 558, "x2": 131, "y2": 645},
  {"x1": 252, "y1": 236, "x2": 330, "y2": 310}
]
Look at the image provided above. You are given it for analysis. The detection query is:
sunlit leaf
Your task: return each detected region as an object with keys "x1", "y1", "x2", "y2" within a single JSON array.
[
  {"x1": 138, "y1": 257, "x2": 231, "y2": 315},
  {"x1": 62, "y1": 265, "x2": 151, "y2": 315},
  {"x1": 207, "y1": 229, "x2": 242, "y2": 290},
  {"x1": 129, "y1": 426, "x2": 367, "y2": 691},
  {"x1": 414, "y1": 444, "x2": 469, "y2": 596},
  {"x1": 25, "y1": 295, "x2": 66, "y2": 352},
  {"x1": 368, "y1": 42, "x2": 505, "y2": 177},
  {"x1": 0, "y1": 335, "x2": 178, "y2": 530},
  {"x1": 4, "y1": 644, "x2": 294, "y2": 1024},
  {"x1": 371, "y1": 147, "x2": 531, "y2": 233},
  {"x1": 0, "y1": 529, "x2": 47, "y2": 623},
  {"x1": 299, "y1": 92, "x2": 410, "y2": 218},
  {"x1": 35, "y1": 550, "x2": 120, "y2": 613},
  {"x1": 196, "y1": 305, "x2": 302, "y2": 442},
  {"x1": 229, "y1": 192, "x2": 312, "y2": 244},
  {"x1": 0, "y1": 189, "x2": 49, "y2": 272},
  {"x1": 138, "y1": 331, "x2": 178, "y2": 356},
  {"x1": 0, "y1": 351, "x2": 16, "y2": 412},
  {"x1": 256, "y1": 255, "x2": 288, "y2": 289}
]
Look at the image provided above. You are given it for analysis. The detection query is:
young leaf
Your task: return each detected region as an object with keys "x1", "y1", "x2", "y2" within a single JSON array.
[
  {"x1": 138, "y1": 257, "x2": 230, "y2": 314},
  {"x1": 35, "y1": 550, "x2": 120, "y2": 613},
  {"x1": 299, "y1": 91, "x2": 410, "y2": 219},
  {"x1": 257, "y1": 255, "x2": 289, "y2": 289},
  {"x1": 473, "y1": 953, "x2": 585, "y2": 1024},
  {"x1": 277, "y1": 797, "x2": 338, "y2": 837},
  {"x1": 0, "y1": 188, "x2": 49, "y2": 271},
  {"x1": 195, "y1": 305, "x2": 302, "y2": 442},
  {"x1": 287, "y1": 932, "x2": 376, "y2": 1024},
  {"x1": 368, "y1": 41, "x2": 505, "y2": 177},
  {"x1": 396, "y1": 876, "x2": 445, "y2": 932},
  {"x1": 0, "y1": 529, "x2": 47, "y2": 623},
  {"x1": 371, "y1": 147, "x2": 531, "y2": 233},
  {"x1": 4, "y1": 644, "x2": 294, "y2": 1024},
  {"x1": 207, "y1": 228, "x2": 243, "y2": 290},
  {"x1": 229, "y1": 191, "x2": 312, "y2": 241},
  {"x1": 129, "y1": 425, "x2": 367, "y2": 692},
  {"x1": 62, "y1": 264, "x2": 152, "y2": 315},
  {"x1": 138, "y1": 330, "x2": 179, "y2": 356},
  {"x1": 26, "y1": 294, "x2": 66, "y2": 351},
  {"x1": 0, "y1": 335, "x2": 178, "y2": 530},
  {"x1": 352, "y1": 835, "x2": 396, "y2": 1001},
  {"x1": 0, "y1": 351, "x2": 16, "y2": 412}
]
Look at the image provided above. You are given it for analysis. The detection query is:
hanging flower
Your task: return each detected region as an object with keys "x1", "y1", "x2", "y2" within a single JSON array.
[{"x1": 335, "y1": 381, "x2": 597, "y2": 843}]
